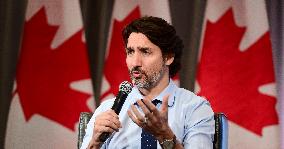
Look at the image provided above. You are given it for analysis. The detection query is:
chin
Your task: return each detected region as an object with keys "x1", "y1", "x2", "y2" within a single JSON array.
[{"x1": 133, "y1": 80, "x2": 145, "y2": 88}]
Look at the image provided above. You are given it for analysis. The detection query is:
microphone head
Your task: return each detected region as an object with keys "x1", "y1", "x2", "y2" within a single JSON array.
[{"x1": 119, "y1": 81, "x2": 133, "y2": 94}]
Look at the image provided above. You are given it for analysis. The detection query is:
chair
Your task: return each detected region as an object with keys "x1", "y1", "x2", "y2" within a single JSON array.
[
  {"x1": 77, "y1": 112, "x2": 228, "y2": 149},
  {"x1": 78, "y1": 112, "x2": 92, "y2": 149}
]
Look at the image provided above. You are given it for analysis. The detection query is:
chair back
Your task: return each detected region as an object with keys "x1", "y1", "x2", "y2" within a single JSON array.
[{"x1": 77, "y1": 112, "x2": 228, "y2": 149}]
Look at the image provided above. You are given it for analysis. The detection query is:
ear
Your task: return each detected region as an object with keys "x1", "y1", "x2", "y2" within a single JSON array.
[{"x1": 165, "y1": 54, "x2": 174, "y2": 66}]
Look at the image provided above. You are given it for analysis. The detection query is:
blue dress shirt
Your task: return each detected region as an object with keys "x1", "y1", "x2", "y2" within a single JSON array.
[{"x1": 80, "y1": 80, "x2": 215, "y2": 149}]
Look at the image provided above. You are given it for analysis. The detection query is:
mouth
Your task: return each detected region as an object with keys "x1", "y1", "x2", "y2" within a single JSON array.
[{"x1": 132, "y1": 70, "x2": 141, "y2": 78}]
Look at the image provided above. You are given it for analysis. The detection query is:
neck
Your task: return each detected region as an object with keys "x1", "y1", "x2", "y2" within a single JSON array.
[{"x1": 139, "y1": 72, "x2": 170, "y2": 101}]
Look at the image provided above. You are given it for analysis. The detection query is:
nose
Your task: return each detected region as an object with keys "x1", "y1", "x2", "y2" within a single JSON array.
[{"x1": 128, "y1": 52, "x2": 142, "y2": 67}]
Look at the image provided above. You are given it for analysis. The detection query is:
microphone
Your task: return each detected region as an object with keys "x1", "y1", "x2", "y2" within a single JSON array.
[{"x1": 99, "y1": 81, "x2": 133, "y2": 142}]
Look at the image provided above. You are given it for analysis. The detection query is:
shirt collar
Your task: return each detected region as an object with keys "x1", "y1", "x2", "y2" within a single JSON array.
[{"x1": 129, "y1": 79, "x2": 177, "y2": 106}]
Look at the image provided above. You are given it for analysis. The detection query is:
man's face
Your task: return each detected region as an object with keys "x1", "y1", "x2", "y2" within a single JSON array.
[{"x1": 126, "y1": 32, "x2": 170, "y2": 89}]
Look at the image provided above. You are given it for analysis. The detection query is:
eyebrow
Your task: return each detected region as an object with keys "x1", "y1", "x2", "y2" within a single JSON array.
[
  {"x1": 138, "y1": 47, "x2": 151, "y2": 51},
  {"x1": 126, "y1": 46, "x2": 151, "y2": 50},
  {"x1": 125, "y1": 47, "x2": 133, "y2": 51}
]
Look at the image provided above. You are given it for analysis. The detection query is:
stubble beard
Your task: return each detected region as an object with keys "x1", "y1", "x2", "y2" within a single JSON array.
[{"x1": 129, "y1": 63, "x2": 166, "y2": 90}]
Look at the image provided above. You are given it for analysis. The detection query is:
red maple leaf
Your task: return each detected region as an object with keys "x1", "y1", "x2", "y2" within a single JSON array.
[
  {"x1": 197, "y1": 9, "x2": 278, "y2": 135},
  {"x1": 101, "y1": 7, "x2": 141, "y2": 99},
  {"x1": 16, "y1": 8, "x2": 92, "y2": 130}
]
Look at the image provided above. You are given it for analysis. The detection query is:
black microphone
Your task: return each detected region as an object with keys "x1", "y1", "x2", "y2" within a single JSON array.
[{"x1": 99, "y1": 81, "x2": 133, "y2": 142}]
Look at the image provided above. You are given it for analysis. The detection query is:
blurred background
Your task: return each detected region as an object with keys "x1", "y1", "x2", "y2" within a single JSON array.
[{"x1": 0, "y1": 0, "x2": 283, "y2": 148}]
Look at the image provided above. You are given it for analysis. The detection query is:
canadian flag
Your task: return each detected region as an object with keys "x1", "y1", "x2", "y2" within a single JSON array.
[
  {"x1": 5, "y1": 0, "x2": 94, "y2": 148},
  {"x1": 100, "y1": 0, "x2": 176, "y2": 100},
  {"x1": 196, "y1": 0, "x2": 279, "y2": 148}
]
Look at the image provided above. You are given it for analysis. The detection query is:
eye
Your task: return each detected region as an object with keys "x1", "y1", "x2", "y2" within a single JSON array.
[
  {"x1": 140, "y1": 48, "x2": 151, "y2": 56},
  {"x1": 126, "y1": 48, "x2": 134, "y2": 55}
]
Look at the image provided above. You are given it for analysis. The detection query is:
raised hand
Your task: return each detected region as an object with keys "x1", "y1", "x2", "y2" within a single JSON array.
[{"x1": 127, "y1": 94, "x2": 175, "y2": 142}]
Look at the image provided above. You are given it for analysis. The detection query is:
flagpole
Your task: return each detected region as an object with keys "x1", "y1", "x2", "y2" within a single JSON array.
[
  {"x1": 169, "y1": 0, "x2": 207, "y2": 91},
  {"x1": 0, "y1": 0, "x2": 27, "y2": 148},
  {"x1": 80, "y1": 0, "x2": 114, "y2": 107}
]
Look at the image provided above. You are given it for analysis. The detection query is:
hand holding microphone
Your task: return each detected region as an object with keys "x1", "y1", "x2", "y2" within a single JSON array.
[
  {"x1": 88, "y1": 110, "x2": 121, "y2": 149},
  {"x1": 88, "y1": 81, "x2": 132, "y2": 148},
  {"x1": 99, "y1": 81, "x2": 132, "y2": 142}
]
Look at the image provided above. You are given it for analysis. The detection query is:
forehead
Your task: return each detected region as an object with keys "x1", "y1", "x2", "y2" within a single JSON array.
[{"x1": 127, "y1": 32, "x2": 158, "y2": 49}]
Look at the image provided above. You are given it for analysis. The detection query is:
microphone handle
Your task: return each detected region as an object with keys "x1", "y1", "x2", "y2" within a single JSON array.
[
  {"x1": 98, "y1": 91, "x2": 128, "y2": 142},
  {"x1": 99, "y1": 132, "x2": 110, "y2": 142}
]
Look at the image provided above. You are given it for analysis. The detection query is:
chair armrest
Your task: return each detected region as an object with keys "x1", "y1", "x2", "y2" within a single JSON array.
[{"x1": 78, "y1": 112, "x2": 93, "y2": 149}]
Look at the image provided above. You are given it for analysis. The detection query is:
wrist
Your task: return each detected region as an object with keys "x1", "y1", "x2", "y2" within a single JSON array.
[
  {"x1": 160, "y1": 134, "x2": 176, "y2": 143},
  {"x1": 156, "y1": 128, "x2": 175, "y2": 143},
  {"x1": 158, "y1": 133, "x2": 177, "y2": 149}
]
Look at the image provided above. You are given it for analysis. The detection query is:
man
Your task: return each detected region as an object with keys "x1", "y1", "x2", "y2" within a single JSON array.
[{"x1": 81, "y1": 16, "x2": 215, "y2": 149}]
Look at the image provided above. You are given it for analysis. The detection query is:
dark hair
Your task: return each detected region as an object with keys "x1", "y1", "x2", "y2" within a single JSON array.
[{"x1": 122, "y1": 16, "x2": 183, "y2": 78}]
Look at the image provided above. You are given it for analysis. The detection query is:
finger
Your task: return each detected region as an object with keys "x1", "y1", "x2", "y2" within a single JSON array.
[
  {"x1": 94, "y1": 125, "x2": 116, "y2": 134},
  {"x1": 96, "y1": 119, "x2": 120, "y2": 131},
  {"x1": 97, "y1": 112, "x2": 114, "y2": 119},
  {"x1": 141, "y1": 98, "x2": 157, "y2": 112},
  {"x1": 93, "y1": 126, "x2": 116, "y2": 143},
  {"x1": 106, "y1": 113, "x2": 121, "y2": 128},
  {"x1": 142, "y1": 98, "x2": 159, "y2": 116},
  {"x1": 137, "y1": 100, "x2": 151, "y2": 116},
  {"x1": 98, "y1": 110, "x2": 119, "y2": 122},
  {"x1": 97, "y1": 112, "x2": 121, "y2": 128},
  {"x1": 161, "y1": 94, "x2": 170, "y2": 113},
  {"x1": 130, "y1": 104, "x2": 144, "y2": 121},
  {"x1": 107, "y1": 109, "x2": 119, "y2": 119},
  {"x1": 127, "y1": 109, "x2": 142, "y2": 127}
]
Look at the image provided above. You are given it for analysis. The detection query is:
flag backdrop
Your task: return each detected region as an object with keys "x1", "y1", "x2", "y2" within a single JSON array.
[
  {"x1": 196, "y1": 0, "x2": 279, "y2": 148},
  {"x1": 5, "y1": 0, "x2": 94, "y2": 148},
  {"x1": 1, "y1": 0, "x2": 283, "y2": 148}
]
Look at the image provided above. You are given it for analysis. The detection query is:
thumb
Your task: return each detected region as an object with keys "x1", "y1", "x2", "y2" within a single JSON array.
[{"x1": 161, "y1": 94, "x2": 170, "y2": 113}]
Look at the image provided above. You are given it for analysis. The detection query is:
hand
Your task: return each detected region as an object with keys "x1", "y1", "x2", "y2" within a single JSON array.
[
  {"x1": 127, "y1": 94, "x2": 175, "y2": 142},
  {"x1": 87, "y1": 110, "x2": 121, "y2": 149}
]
